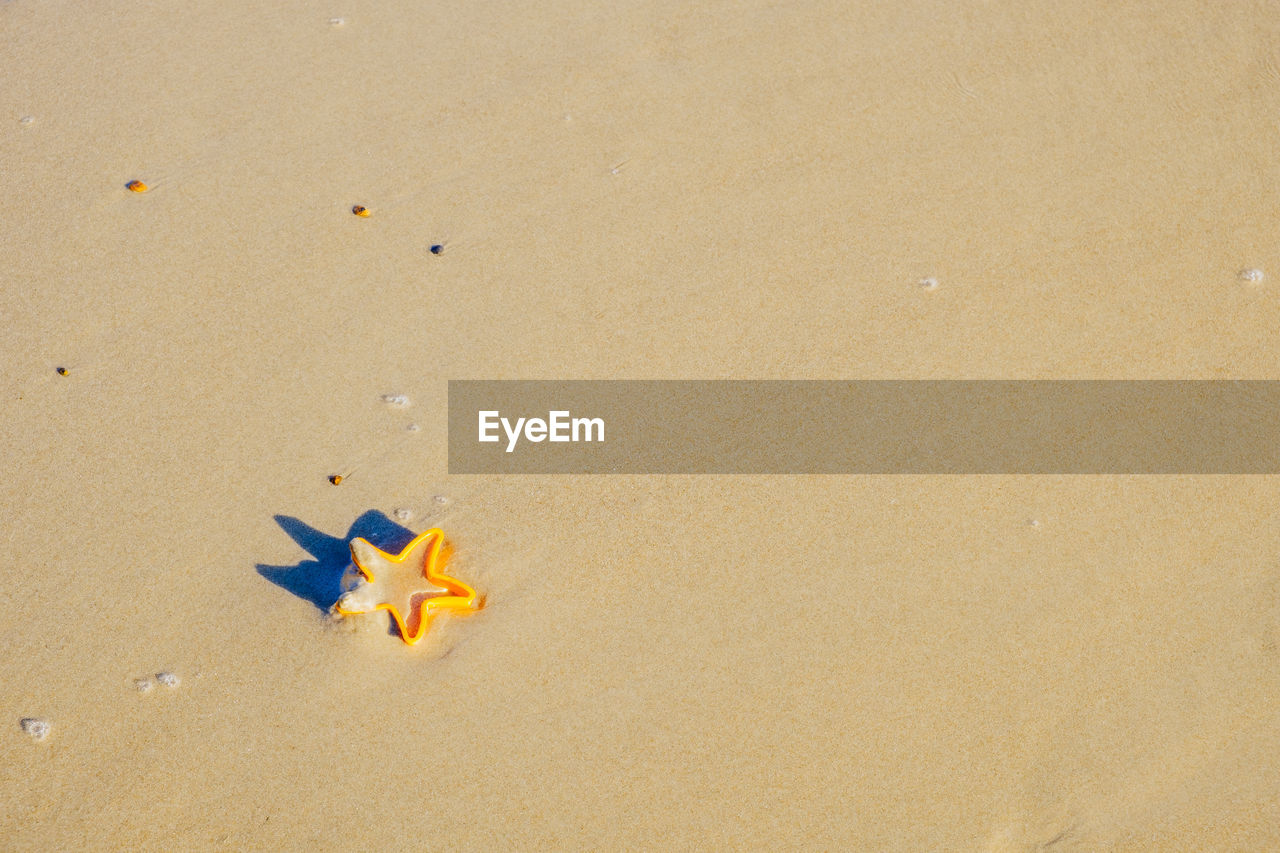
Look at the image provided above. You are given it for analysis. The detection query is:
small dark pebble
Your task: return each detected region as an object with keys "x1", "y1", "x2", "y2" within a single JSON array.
[{"x1": 429, "y1": 244, "x2": 444, "y2": 255}]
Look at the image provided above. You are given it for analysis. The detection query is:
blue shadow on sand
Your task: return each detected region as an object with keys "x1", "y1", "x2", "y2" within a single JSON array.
[{"x1": 257, "y1": 510, "x2": 417, "y2": 611}]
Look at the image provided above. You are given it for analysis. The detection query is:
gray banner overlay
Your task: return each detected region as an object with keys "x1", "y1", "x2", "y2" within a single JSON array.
[{"x1": 448, "y1": 381, "x2": 1280, "y2": 474}]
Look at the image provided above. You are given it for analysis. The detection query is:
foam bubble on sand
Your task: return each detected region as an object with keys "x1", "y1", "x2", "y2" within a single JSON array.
[
  {"x1": 20, "y1": 718, "x2": 50, "y2": 741},
  {"x1": 918, "y1": 276, "x2": 940, "y2": 291},
  {"x1": 156, "y1": 671, "x2": 180, "y2": 688},
  {"x1": 1239, "y1": 268, "x2": 1264, "y2": 284},
  {"x1": 134, "y1": 677, "x2": 154, "y2": 693},
  {"x1": 18, "y1": 116, "x2": 34, "y2": 127},
  {"x1": 380, "y1": 394, "x2": 410, "y2": 407},
  {"x1": 393, "y1": 507, "x2": 414, "y2": 522}
]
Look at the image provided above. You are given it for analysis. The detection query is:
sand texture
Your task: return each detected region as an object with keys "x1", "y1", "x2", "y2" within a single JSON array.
[{"x1": 4, "y1": 0, "x2": 1280, "y2": 849}]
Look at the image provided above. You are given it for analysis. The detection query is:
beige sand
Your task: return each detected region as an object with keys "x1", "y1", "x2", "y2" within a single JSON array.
[{"x1": 4, "y1": 0, "x2": 1280, "y2": 848}]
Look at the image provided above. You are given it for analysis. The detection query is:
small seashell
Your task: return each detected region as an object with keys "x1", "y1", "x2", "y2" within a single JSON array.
[
  {"x1": 20, "y1": 718, "x2": 50, "y2": 741},
  {"x1": 126, "y1": 180, "x2": 148, "y2": 193},
  {"x1": 351, "y1": 205, "x2": 369, "y2": 217}
]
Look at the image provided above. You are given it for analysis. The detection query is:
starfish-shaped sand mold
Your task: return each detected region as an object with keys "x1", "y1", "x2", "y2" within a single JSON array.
[{"x1": 334, "y1": 528, "x2": 480, "y2": 644}]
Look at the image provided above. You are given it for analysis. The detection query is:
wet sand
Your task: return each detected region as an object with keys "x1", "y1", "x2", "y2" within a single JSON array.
[{"x1": 3, "y1": 0, "x2": 1279, "y2": 848}]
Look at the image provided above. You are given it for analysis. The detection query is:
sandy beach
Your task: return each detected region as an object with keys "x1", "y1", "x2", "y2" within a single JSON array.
[{"x1": 4, "y1": 0, "x2": 1280, "y2": 848}]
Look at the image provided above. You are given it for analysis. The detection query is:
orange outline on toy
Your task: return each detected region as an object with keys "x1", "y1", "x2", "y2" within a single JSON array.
[{"x1": 334, "y1": 528, "x2": 480, "y2": 645}]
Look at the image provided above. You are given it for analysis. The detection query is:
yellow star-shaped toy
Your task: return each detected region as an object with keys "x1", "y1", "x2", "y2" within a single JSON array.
[{"x1": 334, "y1": 528, "x2": 480, "y2": 644}]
